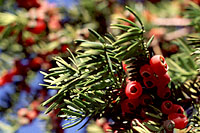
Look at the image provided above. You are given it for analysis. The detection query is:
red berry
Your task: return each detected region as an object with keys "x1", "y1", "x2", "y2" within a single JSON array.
[
  {"x1": 27, "y1": 19, "x2": 46, "y2": 34},
  {"x1": 157, "y1": 73, "x2": 171, "y2": 88},
  {"x1": 61, "y1": 45, "x2": 68, "y2": 52},
  {"x1": 161, "y1": 100, "x2": 174, "y2": 115},
  {"x1": 168, "y1": 113, "x2": 188, "y2": 129},
  {"x1": 157, "y1": 87, "x2": 171, "y2": 99},
  {"x1": 30, "y1": 57, "x2": 43, "y2": 71},
  {"x1": 140, "y1": 64, "x2": 154, "y2": 78},
  {"x1": 0, "y1": 77, "x2": 6, "y2": 86},
  {"x1": 125, "y1": 81, "x2": 143, "y2": 99},
  {"x1": 24, "y1": 37, "x2": 35, "y2": 46},
  {"x1": 143, "y1": 78, "x2": 156, "y2": 88},
  {"x1": 121, "y1": 99, "x2": 139, "y2": 115},
  {"x1": 140, "y1": 94, "x2": 153, "y2": 106},
  {"x1": 48, "y1": 16, "x2": 61, "y2": 31},
  {"x1": 191, "y1": 0, "x2": 200, "y2": 5},
  {"x1": 0, "y1": 26, "x2": 5, "y2": 32},
  {"x1": 18, "y1": 108, "x2": 29, "y2": 117},
  {"x1": 51, "y1": 49, "x2": 59, "y2": 54},
  {"x1": 172, "y1": 104, "x2": 184, "y2": 114},
  {"x1": 150, "y1": 55, "x2": 168, "y2": 76},
  {"x1": 26, "y1": 110, "x2": 38, "y2": 121},
  {"x1": 0, "y1": 72, "x2": 14, "y2": 85},
  {"x1": 128, "y1": 14, "x2": 135, "y2": 22}
]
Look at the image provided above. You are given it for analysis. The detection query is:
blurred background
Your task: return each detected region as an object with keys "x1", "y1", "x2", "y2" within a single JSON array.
[{"x1": 0, "y1": 0, "x2": 199, "y2": 132}]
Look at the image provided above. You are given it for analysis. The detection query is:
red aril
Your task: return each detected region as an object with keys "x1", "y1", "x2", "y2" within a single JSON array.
[
  {"x1": 172, "y1": 104, "x2": 184, "y2": 114},
  {"x1": 140, "y1": 64, "x2": 154, "y2": 78},
  {"x1": 125, "y1": 81, "x2": 142, "y2": 99},
  {"x1": 168, "y1": 113, "x2": 188, "y2": 129},
  {"x1": 161, "y1": 100, "x2": 174, "y2": 115},
  {"x1": 150, "y1": 55, "x2": 168, "y2": 76}
]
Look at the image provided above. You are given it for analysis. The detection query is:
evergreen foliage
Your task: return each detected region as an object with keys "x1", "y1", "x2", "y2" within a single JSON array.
[{"x1": 41, "y1": 5, "x2": 200, "y2": 132}]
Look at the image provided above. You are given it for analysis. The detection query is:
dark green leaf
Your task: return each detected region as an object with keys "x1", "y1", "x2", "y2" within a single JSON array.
[
  {"x1": 146, "y1": 36, "x2": 154, "y2": 48},
  {"x1": 64, "y1": 99, "x2": 83, "y2": 112},
  {"x1": 61, "y1": 108, "x2": 83, "y2": 117},
  {"x1": 80, "y1": 42, "x2": 104, "y2": 49},
  {"x1": 125, "y1": 6, "x2": 143, "y2": 28},
  {"x1": 88, "y1": 29, "x2": 105, "y2": 43},
  {"x1": 117, "y1": 31, "x2": 142, "y2": 40},
  {"x1": 79, "y1": 93, "x2": 98, "y2": 106},
  {"x1": 111, "y1": 24, "x2": 132, "y2": 31},
  {"x1": 118, "y1": 18, "x2": 139, "y2": 28},
  {"x1": 113, "y1": 36, "x2": 137, "y2": 46}
]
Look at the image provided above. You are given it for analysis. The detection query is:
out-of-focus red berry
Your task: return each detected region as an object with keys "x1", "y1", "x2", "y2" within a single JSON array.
[
  {"x1": 191, "y1": 0, "x2": 200, "y2": 5},
  {"x1": 124, "y1": 13, "x2": 136, "y2": 26},
  {"x1": 149, "y1": 28, "x2": 166, "y2": 38},
  {"x1": 17, "y1": 0, "x2": 40, "y2": 9},
  {"x1": 142, "y1": 10, "x2": 156, "y2": 23},
  {"x1": 24, "y1": 37, "x2": 35, "y2": 46},
  {"x1": 127, "y1": 14, "x2": 135, "y2": 22},
  {"x1": 18, "y1": 108, "x2": 29, "y2": 117},
  {"x1": 61, "y1": 45, "x2": 68, "y2": 52},
  {"x1": 27, "y1": 110, "x2": 38, "y2": 121},
  {"x1": 0, "y1": 71, "x2": 15, "y2": 86},
  {"x1": 0, "y1": 26, "x2": 5, "y2": 32},
  {"x1": 169, "y1": 44, "x2": 179, "y2": 53},
  {"x1": 0, "y1": 77, "x2": 6, "y2": 86},
  {"x1": 125, "y1": 81, "x2": 143, "y2": 99},
  {"x1": 27, "y1": 19, "x2": 46, "y2": 34},
  {"x1": 51, "y1": 49, "x2": 59, "y2": 54},
  {"x1": 30, "y1": 57, "x2": 43, "y2": 71},
  {"x1": 48, "y1": 16, "x2": 61, "y2": 31}
]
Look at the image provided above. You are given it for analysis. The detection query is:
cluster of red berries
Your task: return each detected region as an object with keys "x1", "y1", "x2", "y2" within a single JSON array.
[
  {"x1": 0, "y1": 57, "x2": 51, "y2": 88},
  {"x1": 161, "y1": 100, "x2": 188, "y2": 129},
  {"x1": 140, "y1": 55, "x2": 171, "y2": 99},
  {"x1": 121, "y1": 55, "x2": 188, "y2": 130},
  {"x1": 17, "y1": 101, "x2": 40, "y2": 125},
  {"x1": 26, "y1": 19, "x2": 46, "y2": 34}
]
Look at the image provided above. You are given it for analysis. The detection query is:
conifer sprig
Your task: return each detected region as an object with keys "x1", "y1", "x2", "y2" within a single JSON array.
[{"x1": 41, "y1": 6, "x2": 152, "y2": 130}]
